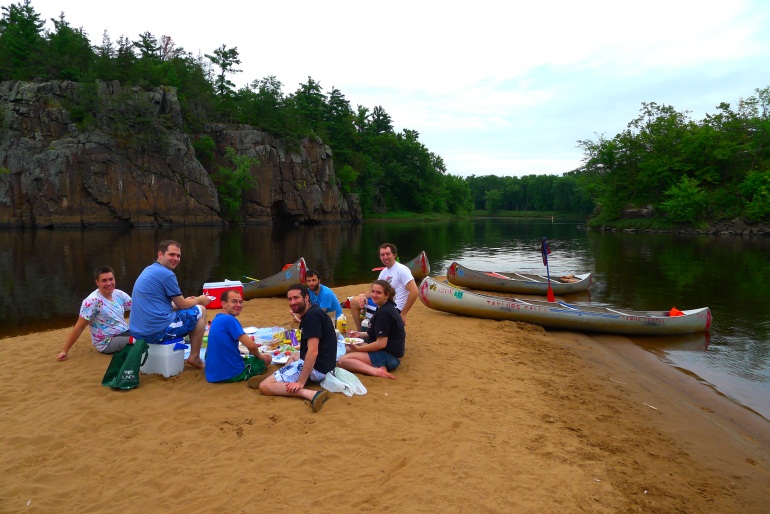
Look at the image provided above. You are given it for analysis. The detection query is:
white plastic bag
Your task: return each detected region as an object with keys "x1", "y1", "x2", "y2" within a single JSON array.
[
  {"x1": 333, "y1": 367, "x2": 367, "y2": 396},
  {"x1": 321, "y1": 372, "x2": 352, "y2": 396},
  {"x1": 321, "y1": 367, "x2": 368, "y2": 396}
]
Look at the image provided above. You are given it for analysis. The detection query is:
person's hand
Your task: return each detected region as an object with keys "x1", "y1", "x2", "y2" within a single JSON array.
[
  {"x1": 261, "y1": 353, "x2": 272, "y2": 365},
  {"x1": 199, "y1": 295, "x2": 212, "y2": 306},
  {"x1": 348, "y1": 330, "x2": 361, "y2": 338},
  {"x1": 57, "y1": 351, "x2": 68, "y2": 361},
  {"x1": 290, "y1": 309, "x2": 301, "y2": 323},
  {"x1": 401, "y1": 312, "x2": 407, "y2": 326},
  {"x1": 285, "y1": 381, "x2": 304, "y2": 394}
]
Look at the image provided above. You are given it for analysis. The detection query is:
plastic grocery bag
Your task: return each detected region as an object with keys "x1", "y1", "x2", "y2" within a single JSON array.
[
  {"x1": 321, "y1": 367, "x2": 368, "y2": 396},
  {"x1": 321, "y1": 372, "x2": 351, "y2": 396},
  {"x1": 334, "y1": 367, "x2": 367, "y2": 395}
]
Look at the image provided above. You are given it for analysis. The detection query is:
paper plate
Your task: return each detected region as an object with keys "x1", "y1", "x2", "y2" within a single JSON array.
[
  {"x1": 243, "y1": 326, "x2": 258, "y2": 334},
  {"x1": 344, "y1": 337, "x2": 364, "y2": 345}
]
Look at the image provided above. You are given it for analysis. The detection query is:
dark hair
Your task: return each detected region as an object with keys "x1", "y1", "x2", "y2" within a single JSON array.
[
  {"x1": 286, "y1": 283, "x2": 309, "y2": 298},
  {"x1": 372, "y1": 279, "x2": 396, "y2": 301},
  {"x1": 220, "y1": 289, "x2": 242, "y2": 303},
  {"x1": 379, "y1": 243, "x2": 398, "y2": 256},
  {"x1": 305, "y1": 269, "x2": 321, "y2": 280},
  {"x1": 158, "y1": 240, "x2": 181, "y2": 253},
  {"x1": 94, "y1": 266, "x2": 115, "y2": 280}
]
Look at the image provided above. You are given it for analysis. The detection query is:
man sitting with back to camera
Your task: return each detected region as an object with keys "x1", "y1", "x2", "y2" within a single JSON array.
[{"x1": 205, "y1": 289, "x2": 272, "y2": 383}]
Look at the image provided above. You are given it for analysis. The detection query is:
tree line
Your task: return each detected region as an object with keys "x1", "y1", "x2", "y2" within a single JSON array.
[
  {"x1": 4, "y1": 1, "x2": 764, "y2": 224},
  {"x1": 0, "y1": 1, "x2": 601, "y2": 219},
  {"x1": 575, "y1": 92, "x2": 770, "y2": 226}
]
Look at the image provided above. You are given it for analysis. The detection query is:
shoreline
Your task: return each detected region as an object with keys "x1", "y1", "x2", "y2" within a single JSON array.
[{"x1": 2, "y1": 283, "x2": 769, "y2": 512}]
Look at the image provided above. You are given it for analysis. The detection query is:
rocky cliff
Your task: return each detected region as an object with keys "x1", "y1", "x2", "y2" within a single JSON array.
[{"x1": 0, "y1": 80, "x2": 360, "y2": 227}]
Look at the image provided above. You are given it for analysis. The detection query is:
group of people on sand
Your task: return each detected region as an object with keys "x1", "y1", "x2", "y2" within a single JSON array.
[{"x1": 59, "y1": 240, "x2": 417, "y2": 413}]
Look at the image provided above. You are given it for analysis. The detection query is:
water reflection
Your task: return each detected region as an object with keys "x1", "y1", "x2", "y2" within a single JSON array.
[{"x1": 1, "y1": 219, "x2": 768, "y2": 419}]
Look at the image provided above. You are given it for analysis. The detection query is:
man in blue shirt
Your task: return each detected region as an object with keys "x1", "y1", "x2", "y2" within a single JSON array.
[
  {"x1": 305, "y1": 269, "x2": 342, "y2": 320},
  {"x1": 205, "y1": 289, "x2": 272, "y2": 383},
  {"x1": 129, "y1": 240, "x2": 211, "y2": 368}
]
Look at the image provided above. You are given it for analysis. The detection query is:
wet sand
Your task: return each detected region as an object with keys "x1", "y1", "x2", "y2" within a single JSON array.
[{"x1": 1, "y1": 283, "x2": 768, "y2": 513}]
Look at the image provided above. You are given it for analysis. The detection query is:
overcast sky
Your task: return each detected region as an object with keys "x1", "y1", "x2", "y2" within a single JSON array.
[{"x1": 25, "y1": 0, "x2": 770, "y2": 177}]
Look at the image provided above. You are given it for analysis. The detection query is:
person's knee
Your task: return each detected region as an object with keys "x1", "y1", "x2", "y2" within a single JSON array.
[{"x1": 258, "y1": 377, "x2": 274, "y2": 395}]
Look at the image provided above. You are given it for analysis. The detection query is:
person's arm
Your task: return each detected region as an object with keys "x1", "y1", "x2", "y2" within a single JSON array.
[
  {"x1": 171, "y1": 294, "x2": 211, "y2": 310},
  {"x1": 348, "y1": 335, "x2": 387, "y2": 353},
  {"x1": 330, "y1": 290, "x2": 343, "y2": 319},
  {"x1": 286, "y1": 337, "x2": 319, "y2": 392},
  {"x1": 238, "y1": 334, "x2": 272, "y2": 365},
  {"x1": 399, "y1": 279, "x2": 418, "y2": 322},
  {"x1": 58, "y1": 316, "x2": 90, "y2": 361}
]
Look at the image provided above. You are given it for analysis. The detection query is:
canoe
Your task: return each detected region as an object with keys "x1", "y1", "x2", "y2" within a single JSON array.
[
  {"x1": 418, "y1": 277, "x2": 712, "y2": 336},
  {"x1": 447, "y1": 261, "x2": 591, "y2": 295},
  {"x1": 405, "y1": 251, "x2": 430, "y2": 281},
  {"x1": 373, "y1": 251, "x2": 431, "y2": 281},
  {"x1": 242, "y1": 258, "x2": 307, "y2": 299}
]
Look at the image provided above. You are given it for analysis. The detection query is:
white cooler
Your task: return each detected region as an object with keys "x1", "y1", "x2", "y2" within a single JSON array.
[{"x1": 140, "y1": 337, "x2": 186, "y2": 378}]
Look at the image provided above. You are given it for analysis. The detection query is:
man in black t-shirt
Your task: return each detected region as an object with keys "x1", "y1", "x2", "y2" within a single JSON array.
[{"x1": 256, "y1": 284, "x2": 337, "y2": 412}]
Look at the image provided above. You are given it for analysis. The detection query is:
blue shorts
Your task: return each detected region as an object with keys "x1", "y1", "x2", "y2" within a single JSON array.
[
  {"x1": 369, "y1": 350, "x2": 401, "y2": 371},
  {"x1": 142, "y1": 306, "x2": 203, "y2": 344}
]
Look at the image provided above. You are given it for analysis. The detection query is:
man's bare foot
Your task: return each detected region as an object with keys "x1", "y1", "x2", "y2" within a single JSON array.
[
  {"x1": 374, "y1": 366, "x2": 397, "y2": 380},
  {"x1": 186, "y1": 357, "x2": 205, "y2": 369}
]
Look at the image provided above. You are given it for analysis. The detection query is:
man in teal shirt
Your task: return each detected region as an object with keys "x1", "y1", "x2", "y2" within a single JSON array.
[{"x1": 305, "y1": 269, "x2": 342, "y2": 319}]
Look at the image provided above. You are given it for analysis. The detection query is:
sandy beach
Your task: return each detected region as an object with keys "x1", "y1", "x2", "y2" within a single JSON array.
[{"x1": 2, "y1": 282, "x2": 769, "y2": 513}]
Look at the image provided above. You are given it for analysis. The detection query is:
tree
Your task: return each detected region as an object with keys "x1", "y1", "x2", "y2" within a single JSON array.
[
  {"x1": 0, "y1": 0, "x2": 45, "y2": 79},
  {"x1": 205, "y1": 44, "x2": 241, "y2": 99},
  {"x1": 45, "y1": 14, "x2": 93, "y2": 81},
  {"x1": 214, "y1": 146, "x2": 259, "y2": 222}
]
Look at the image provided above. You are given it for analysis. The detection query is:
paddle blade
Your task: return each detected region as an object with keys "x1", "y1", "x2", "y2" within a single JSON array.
[{"x1": 547, "y1": 283, "x2": 555, "y2": 302}]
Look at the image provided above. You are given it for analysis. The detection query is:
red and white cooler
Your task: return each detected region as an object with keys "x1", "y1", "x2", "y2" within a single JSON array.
[{"x1": 202, "y1": 280, "x2": 243, "y2": 308}]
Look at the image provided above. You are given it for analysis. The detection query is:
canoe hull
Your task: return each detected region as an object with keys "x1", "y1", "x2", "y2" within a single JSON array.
[
  {"x1": 405, "y1": 251, "x2": 430, "y2": 281},
  {"x1": 242, "y1": 258, "x2": 307, "y2": 299},
  {"x1": 419, "y1": 277, "x2": 711, "y2": 336},
  {"x1": 447, "y1": 262, "x2": 591, "y2": 295}
]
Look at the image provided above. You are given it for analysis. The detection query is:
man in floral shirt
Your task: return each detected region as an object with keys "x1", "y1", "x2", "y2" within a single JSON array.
[{"x1": 57, "y1": 266, "x2": 132, "y2": 361}]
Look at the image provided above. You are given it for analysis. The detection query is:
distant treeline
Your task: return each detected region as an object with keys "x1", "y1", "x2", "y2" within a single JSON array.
[
  {"x1": 2, "y1": 1, "x2": 766, "y2": 224},
  {"x1": 0, "y1": 0, "x2": 595, "y2": 219}
]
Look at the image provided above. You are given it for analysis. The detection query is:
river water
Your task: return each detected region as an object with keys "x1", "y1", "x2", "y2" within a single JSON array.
[{"x1": 1, "y1": 219, "x2": 768, "y2": 418}]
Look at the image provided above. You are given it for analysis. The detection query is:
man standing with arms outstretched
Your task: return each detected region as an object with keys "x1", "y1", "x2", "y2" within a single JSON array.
[
  {"x1": 129, "y1": 240, "x2": 210, "y2": 368},
  {"x1": 349, "y1": 243, "x2": 418, "y2": 331}
]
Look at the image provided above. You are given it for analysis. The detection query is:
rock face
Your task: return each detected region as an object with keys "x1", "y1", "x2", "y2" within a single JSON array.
[{"x1": 0, "y1": 80, "x2": 360, "y2": 227}]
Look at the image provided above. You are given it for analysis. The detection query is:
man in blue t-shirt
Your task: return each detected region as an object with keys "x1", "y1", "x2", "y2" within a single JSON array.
[
  {"x1": 305, "y1": 269, "x2": 342, "y2": 320},
  {"x1": 257, "y1": 283, "x2": 337, "y2": 413},
  {"x1": 205, "y1": 289, "x2": 272, "y2": 383},
  {"x1": 129, "y1": 240, "x2": 211, "y2": 368}
]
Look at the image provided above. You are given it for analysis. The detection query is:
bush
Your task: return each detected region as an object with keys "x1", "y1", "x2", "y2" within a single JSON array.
[{"x1": 660, "y1": 176, "x2": 707, "y2": 222}]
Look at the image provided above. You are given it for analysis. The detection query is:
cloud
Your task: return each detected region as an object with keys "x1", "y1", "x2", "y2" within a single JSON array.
[{"x1": 27, "y1": 0, "x2": 770, "y2": 177}]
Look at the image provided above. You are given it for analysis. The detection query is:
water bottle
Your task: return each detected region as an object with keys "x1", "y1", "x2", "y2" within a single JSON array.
[{"x1": 336, "y1": 314, "x2": 347, "y2": 336}]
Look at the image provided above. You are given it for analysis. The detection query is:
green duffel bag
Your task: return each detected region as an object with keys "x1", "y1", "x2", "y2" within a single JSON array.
[{"x1": 101, "y1": 339, "x2": 149, "y2": 390}]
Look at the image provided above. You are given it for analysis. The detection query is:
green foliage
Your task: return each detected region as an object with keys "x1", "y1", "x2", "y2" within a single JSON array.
[
  {"x1": 576, "y1": 88, "x2": 770, "y2": 224},
  {"x1": 739, "y1": 170, "x2": 770, "y2": 220},
  {"x1": 214, "y1": 146, "x2": 258, "y2": 222},
  {"x1": 192, "y1": 135, "x2": 215, "y2": 167},
  {"x1": 0, "y1": 1, "x2": 45, "y2": 80},
  {"x1": 336, "y1": 164, "x2": 358, "y2": 194},
  {"x1": 0, "y1": 165, "x2": 10, "y2": 175},
  {"x1": 660, "y1": 176, "x2": 707, "y2": 223}
]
